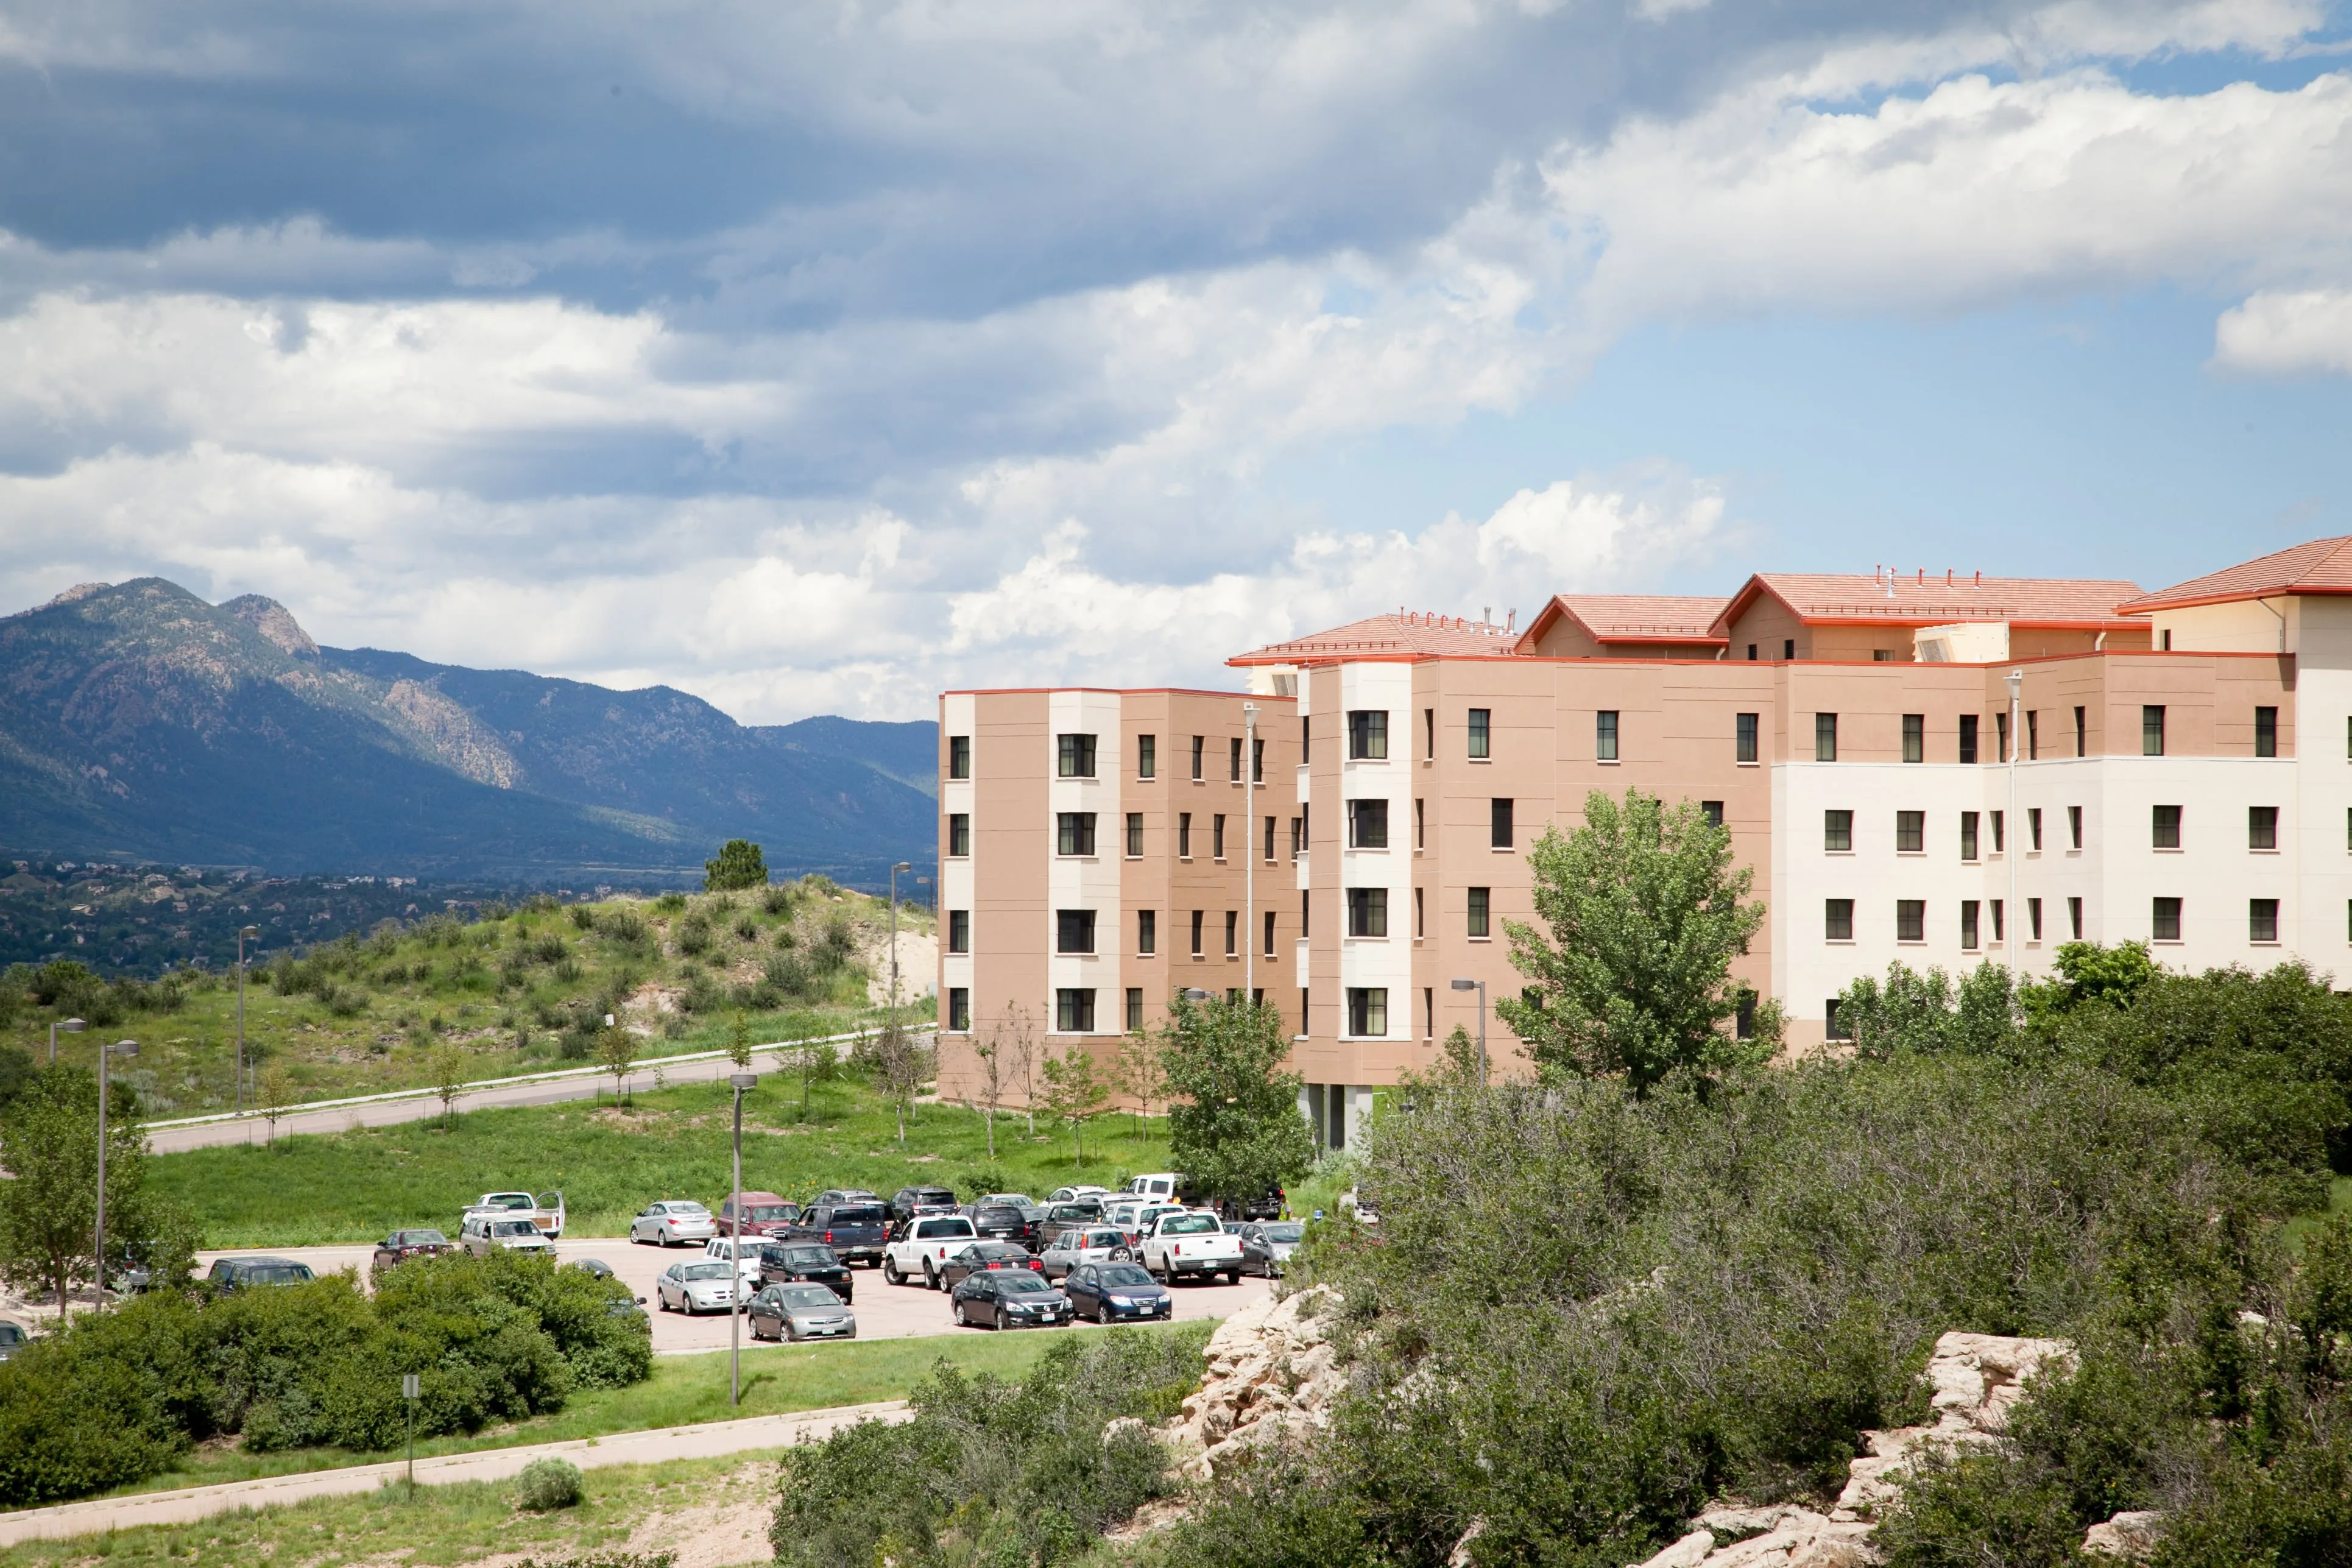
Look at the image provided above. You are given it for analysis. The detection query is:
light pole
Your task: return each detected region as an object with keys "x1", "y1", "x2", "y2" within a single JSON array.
[
  {"x1": 236, "y1": 925, "x2": 260, "y2": 1113},
  {"x1": 727, "y1": 1070, "x2": 757, "y2": 1407},
  {"x1": 2005, "y1": 670, "x2": 2022, "y2": 973},
  {"x1": 1242, "y1": 701, "x2": 1259, "y2": 1008},
  {"x1": 1449, "y1": 978, "x2": 1487, "y2": 1086},
  {"x1": 94, "y1": 1038, "x2": 138, "y2": 1310},
  {"x1": 49, "y1": 1015, "x2": 84, "y2": 1064}
]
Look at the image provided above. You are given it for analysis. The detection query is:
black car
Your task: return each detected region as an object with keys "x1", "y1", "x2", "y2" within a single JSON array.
[
  {"x1": 889, "y1": 1185, "x2": 959, "y2": 1226},
  {"x1": 967, "y1": 1203, "x2": 1038, "y2": 1249},
  {"x1": 939, "y1": 1240, "x2": 1044, "y2": 1290},
  {"x1": 1037, "y1": 1200, "x2": 1104, "y2": 1251},
  {"x1": 786, "y1": 1203, "x2": 889, "y2": 1266},
  {"x1": 1061, "y1": 1261, "x2": 1173, "y2": 1323},
  {"x1": 972, "y1": 1192, "x2": 1047, "y2": 1231},
  {"x1": 1237, "y1": 1189, "x2": 1288, "y2": 1222},
  {"x1": 951, "y1": 1268, "x2": 1073, "y2": 1329},
  {"x1": 757, "y1": 1241, "x2": 856, "y2": 1302},
  {"x1": 206, "y1": 1256, "x2": 316, "y2": 1292}
]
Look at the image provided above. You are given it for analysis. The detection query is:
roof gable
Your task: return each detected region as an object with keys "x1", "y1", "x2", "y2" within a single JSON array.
[
  {"x1": 1229, "y1": 610, "x2": 1516, "y2": 665},
  {"x1": 2117, "y1": 537, "x2": 2352, "y2": 614},
  {"x1": 1711, "y1": 571, "x2": 2144, "y2": 634}
]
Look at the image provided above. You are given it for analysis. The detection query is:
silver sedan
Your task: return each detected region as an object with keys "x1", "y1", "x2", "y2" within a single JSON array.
[
  {"x1": 655, "y1": 1259, "x2": 738, "y2": 1315},
  {"x1": 747, "y1": 1282, "x2": 858, "y2": 1341},
  {"x1": 631, "y1": 1201, "x2": 718, "y2": 1246}
]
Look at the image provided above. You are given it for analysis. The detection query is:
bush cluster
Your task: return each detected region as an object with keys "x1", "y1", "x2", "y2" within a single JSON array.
[
  {"x1": 16, "y1": 958, "x2": 188, "y2": 1030},
  {"x1": 0, "y1": 1249, "x2": 649, "y2": 1506},
  {"x1": 771, "y1": 1327, "x2": 1207, "y2": 1568}
]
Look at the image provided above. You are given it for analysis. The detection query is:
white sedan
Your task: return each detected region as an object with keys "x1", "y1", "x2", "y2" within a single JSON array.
[
  {"x1": 631, "y1": 1201, "x2": 718, "y2": 1246},
  {"x1": 655, "y1": 1259, "x2": 738, "y2": 1315}
]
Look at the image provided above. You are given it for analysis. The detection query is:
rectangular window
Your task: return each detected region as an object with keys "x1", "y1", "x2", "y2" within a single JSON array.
[
  {"x1": 1299, "y1": 987, "x2": 1310, "y2": 1036},
  {"x1": 948, "y1": 735, "x2": 971, "y2": 779},
  {"x1": 1056, "y1": 988, "x2": 1096, "y2": 1032},
  {"x1": 1056, "y1": 909, "x2": 1096, "y2": 954},
  {"x1": 1057, "y1": 811, "x2": 1098, "y2": 856},
  {"x1": 2028, "y1": 807, "x2": 2042, "y2": 850},
  {"x1": 1137, "y1": 734, "x2": 1156, "y2": 779},
  {"x1": 2256, "y1": 705, "x2": 2278, "y2": 758},
  {"x1": 1230, "y1": 736, "x2": 1243, "y2": 782},
  {"x1": 1265, "y1": 909, "x2": 1277, "y2": 956},
  {"x1": 1960, "y1": 714, "x2": 1979, "y2": 765},
  {"x1": 1252, "y1": 738, "x2": 1266, "y2": 782},
  {"x1": 948, "y1": 988, "x2": 970, "y2": 1032},
  {"x1": 1824, "y1": 809, "x2": 1853, "y2": 852},
  {"x1": 1301, "y1": 717, "x2": 1310, "y2": 765},
  {"x1": 948, "y1": 813, "x2": 971, "y2": 856},
  {"x1": 1190, "y1": 909, "x2": 1204, "y2": 956},
  {"x1": 1058, "y1": 733, "x2": 1098, "y2": 778},
  {"x1": 2029, "y1": 897, "x2": 2043, "y2": 941},
  {"x1": 1736, "y1": 991, "x2": 1756, "y2": 1039},
  {"x1": 1902, "y1": 713, "x2": 1924, "y2": 763},
  {"x1": 1347, "y1": 987, "x2": 1388, "y2": 1037},
  {"x1": 1414, "y1": 797, "x2": 1425, "y2": 849},
  {"x1": 1784, "y1": 638, "x2": 1796, "y2": 660},
  {"x1": 1467, "y1": 886, "x2": 1490, "y2": 938},
  {"x1": 1347, "y1": 799, "x2": 1390, "y2": 849},
  {"x1": 1424, "y1": 987, "x2": 1434, "y2": 1040},
  {"x1": 1425, "y1": 708, "x2": 1436, "y2": 759},
  {"x1": 2250, "y1": 806, "x2": 2278, "y2": 850},
  {"x1": 1996, "y1": 711, "x2": 2010, "y2": 763},
  {"x1": 1263, "y1": 814, "x2": 1277, "y2": 861},
  {"x1": 1874, "y1": 649, "x2": 1895, "y2": 662},
  {"x1": 1826, "y1": 998, "x2": 1851, "y2": 1040},
  {"x1": 1347, "y1": 710, "x2": 1389, "y2": 760},
  {"x1": 2069, "y1": 896, "x2": 2084, "y2": 939},
  {"x1": 1178, "y1": 812, "x2": 1193, "y2": 858},
  {"x1": 2251, "y1": 899, "x2": 2280, "y2": 943},
  {"x1": 2074, "y1": 706, "x2": 2086, "y2": 757},
  {"x1": 1191, "y1": 735, "x2": 1204, "y2": 780},
  {"x1": 1702, "y1": 800, "x2": 1725, "y2": 828},
  {"x1": 1138, "y1": 909, "x2": 1156, "y2": 955},
  {"x1": 2153, "y1": 805, "x2": 2181, "y2": 849},
  {"x1": 2069, "y1": 805, "x2": 2083, "y2": 849},
  {"x1": 1225, "y1": 911, "x2": 1238, "y2": 957},
  {"x1": 1468, "y1": 708, "x2": 1491, "y2": 759},
  {"x1": 1747, "y1": 644, "x2": 1758, "y2": 661},
  {"x1": 1212, "y1": 814, "x2": 1226, "y2": 860},
  {"x1": 1301, "y1": 891, "x2": 1309, "y2": 939},
  {"x1": 1815, "y1": 713, "x2": 1838, "y2": 762},
  {"x1": 2153, "y1": 897, "x2": 2182, "y2": 942},
  {"x1": 1960, "y1": 811, "x2": 1980, "y2": 861},
  {"x1": 1289, "y1": 815, "x2": 1302, "y2": 857},
  {"x1": 2143, "y1": 705, "x2": 2166, "y2": 757},
  {"x1": 1961, "y1": 900, "x2": 1980, "y2": 950},
  {"x1": 1126, "y1": 812, "x2": 1143, "y2": 856},
  {"x1": 947, "y1": 909, "x2": 970, "y2": 953},
  {"x1": 1896, "y1": 810, "x2": 1924, "y2": 853},
  {"x1": 2027, "y1": 710, "x2": 2039, "y2": 761},
  {"x1": 1736, "y1": 712, "x2": 1759, "y2": 763},
  {"x1": 1126, "y1": 989, "x2": 1143, "y2": 1031},
  {"x1": 1491, "y1": 799, "x2": 1514, "y2": 849},
  {"x1": 1596, "y1": 710, "x2": 1620, "y2": 761},
  {"x1": 1992, "y1": 899, "x2": 2004, "y2": 942},
  {"x1": 1346, "y1": 888, "x2": 1388, "y2": 938},
  {"x1": 1413, "y1": 886, "x2": 1424, "y2": 939},
  {"x1": 1992, "y1": 810, "x2": 2005, "y2": 852},
  {"x1": 1896, "y1": 900, "x2": 1926, "y2": 942},
  {"x1": 1826, "y1": 899, "x2": 1854, "y2": 941}
]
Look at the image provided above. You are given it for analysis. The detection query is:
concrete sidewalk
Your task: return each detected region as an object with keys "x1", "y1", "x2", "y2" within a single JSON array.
[{"x1": 0, "y1": 1399, "x2": 909, "y2": 1545}]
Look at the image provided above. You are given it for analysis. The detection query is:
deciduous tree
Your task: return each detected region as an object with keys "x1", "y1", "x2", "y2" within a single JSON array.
[
  {"x1": 0, "y1": 1066, "x2": 149, "y2": 1316},
  {"x1": 598, "y1": 1022, "x2": 640, "y2": 1107},
  {"x1": 1041, "y1": 1045, "x2": 1109, "y2": 1165},
  {"x1": 426, "y1": 1042, "x2": 470, "y2": 1130},
  {"x1": 1157, "y1": 995, "x2": 1313, "y2": 1205}
]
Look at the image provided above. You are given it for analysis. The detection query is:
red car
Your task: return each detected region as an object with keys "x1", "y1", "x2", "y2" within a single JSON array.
[
  {"x1": 715, "y1": 1192, "x2": 802, "y2": 1238},
  {"x1": 371, "y1": 1229, "x2": 453, "y2": 1276}
]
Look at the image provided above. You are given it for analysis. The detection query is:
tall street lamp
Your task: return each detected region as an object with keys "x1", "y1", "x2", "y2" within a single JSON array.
[
  {"x1": 49, "y1": 1015, "x2": 84, "y2": 1064},
  {"x1": 236, "y1": 925, "x2": 260, "y2": 1114},
  {"x1": 727, "y1": 1070, "x2": 757, "y2": 1407},
  {"x1": 1449, "y1": 978, "x2": 1488, "y2": 1086},
  {"x1": 95, "y1": 1038, "x2": 138, "y2": 1310}
]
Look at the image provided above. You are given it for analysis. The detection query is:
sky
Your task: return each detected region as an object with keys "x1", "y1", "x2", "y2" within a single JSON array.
[{"x1": 3, "y1": 1, "x2": 2352, "y2": 723}]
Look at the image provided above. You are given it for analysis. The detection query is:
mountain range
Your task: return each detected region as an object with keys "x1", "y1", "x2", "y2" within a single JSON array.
[{"x1": 0, "y1": 579, "x2": 938, "y2": 888}]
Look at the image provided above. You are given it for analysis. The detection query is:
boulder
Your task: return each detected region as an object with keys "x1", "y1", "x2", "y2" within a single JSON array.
[{"x1": 2082, "y1": 1510, "x2": 2165, "y2": 1559}]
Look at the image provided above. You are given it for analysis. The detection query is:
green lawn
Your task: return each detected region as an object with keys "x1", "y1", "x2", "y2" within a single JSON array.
[
  {"x1": 155, "y1": 1074, "x2": 1181, "y2": 1246},
  {"x1": 83, "y1": 1325, "x2": 1207, "y2": 1501}
]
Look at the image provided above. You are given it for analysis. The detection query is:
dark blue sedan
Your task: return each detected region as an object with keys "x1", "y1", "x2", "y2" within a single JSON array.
[{"x1": 1062, "y1": 1261, "x2": 1173, "y2": 1324}]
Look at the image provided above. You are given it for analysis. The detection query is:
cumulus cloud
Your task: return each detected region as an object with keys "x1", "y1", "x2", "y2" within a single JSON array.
[{"x1": 2213, "y1": 289, "x2": 2352, "y2": 376}]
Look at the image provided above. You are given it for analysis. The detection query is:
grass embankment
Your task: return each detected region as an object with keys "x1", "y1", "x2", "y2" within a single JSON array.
[
  {"x1": 87, "y1": 1326, "x2": 1141, "y2": 1500},
  {"x1": 6, "y1": 883, "x2": 929, "y2": 1119},
  {"x1": 155, "y1": 1075, "x2": 1184, "y2": 1247},
  {"x1": 4, "y1": 1449, "x2": 770, "y2": 1566}
]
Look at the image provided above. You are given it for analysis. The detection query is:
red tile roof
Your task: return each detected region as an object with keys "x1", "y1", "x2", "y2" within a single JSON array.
[
  {"x1": 1228, "y1": 610, "x2": 1519, "y2": 665},
  {"x1": 1712, "y1": 571, "x2": 2145, "y2": 634},
  {"x1": 1519, "y1": 594, "x2": 1729, "y2": 651},
  {"x1": 2116, "y1": 537, "x2": 2352, "y2": 614}
]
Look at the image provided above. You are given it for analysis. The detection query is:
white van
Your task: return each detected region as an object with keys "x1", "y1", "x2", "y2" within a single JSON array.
[{"x1": 1123, "y1": 1173, "x2": 1182, "y2": 1201}]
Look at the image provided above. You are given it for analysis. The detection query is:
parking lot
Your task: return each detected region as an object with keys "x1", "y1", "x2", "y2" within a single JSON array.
[{"x1": 193, "y1": 1238, "x2": 1274, "y2": 1353}]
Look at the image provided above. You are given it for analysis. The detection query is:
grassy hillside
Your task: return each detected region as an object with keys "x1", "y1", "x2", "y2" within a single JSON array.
[{"x1": 4, "y1": 881, "x2": 933, "y2": 1120}]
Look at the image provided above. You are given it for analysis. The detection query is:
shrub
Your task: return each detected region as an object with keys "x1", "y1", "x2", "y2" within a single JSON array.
[
  {"x1": 762, "y1": 885, "x2": 794, "y2": 916},
  {"x1": 600, "y1": 909, "x2": 648, "y2": 945},
  {"x1": 416, "y1": 913, "x2": 465, "y2": 948},
  {"x1": 515, "y1": 1456, "x2": 585, "y2": 1511},
  {"x1": 570, "y1": 906, "x2": 596, "y2": 931},
  {"x1": 733, "y1": 914, "x2": 760, "y2": 942},
  {"x1": 676, "y1": 914, "x2": 712, "y2": 957},
  {"x1": 654, "y1": 892, "x2": 687, "y2": 914}
]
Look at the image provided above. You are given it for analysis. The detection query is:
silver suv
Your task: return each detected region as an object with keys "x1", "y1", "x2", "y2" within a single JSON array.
[{"x1": 462, "y1": 1214, "x2": 554, "y2": 1257}]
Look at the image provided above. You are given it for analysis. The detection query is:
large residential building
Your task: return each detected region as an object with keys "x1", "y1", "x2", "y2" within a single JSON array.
[{"x1": 935, "y1": 539, "x2": 2352, "y2": 1147}]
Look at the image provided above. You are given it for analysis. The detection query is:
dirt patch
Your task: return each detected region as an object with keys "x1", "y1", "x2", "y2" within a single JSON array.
[{"x1": 620, "y1": 1459, "x2": 777, "y2": 1566}]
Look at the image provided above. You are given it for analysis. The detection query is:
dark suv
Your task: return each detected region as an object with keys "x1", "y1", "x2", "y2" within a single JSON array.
[
  {"x1": 787, "y1": 1203, "x2": 889, "y2": 1266},
  {"x1": 757, "y1": 1241, "x2": 855, "y2": 1302},
  {"x1": 967, "y1": 1202, "x2": 1037, "y2": 1249},
  {"x1": 207, "y1": 1256, "x2": 317, "y2": 1292},
  {"x1": 890, "y1": 1186, "x2": 959, "y2": 1227}
]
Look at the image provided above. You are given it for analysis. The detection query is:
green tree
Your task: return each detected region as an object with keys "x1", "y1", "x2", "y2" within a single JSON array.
[
  {"x1": 598, "y1": 1022, "x2": 640, "y2": 1106},
  {"x1": 1497, "y1": 788, "x2": 1770, "y2": 1095},
  {"x1": 874, "y1": 1023, "x2": 927, "y2": 1144},
  {"x1": 256, "y1": 1060, "x2": 292, "y2": 1146},
  {"x1": 1158, "y1": 995, "x2": 1314, "y2": 1204},
  {"x1": 727, "y1": 1009, "x2": 755, "y2": 1071},
  {"x1": 425, "y1": 1042, "x2": 470, "y2": 1130},
  {"x1": 704, "y1": 839, "x2": 769, "y2": 892},
  {"x1": 1113, "y1": 1029, "x2": 1168, "y2": 1138},
  {"x1": 0, "y1": 1066, "x2": 150, "y2": 1316},
  {"x1": 1042, "y1": 1045, "x2": 1110, "y2": 1165},
  {"x1": 1836, "y1": 961, "x2": 2016, "y2": 1060},
  {"x1": 2018, "y1": 940, "x2": 2159, "y2": 1026},
  {"x1": 797, "y1": 1033, "x2": 838, "y2": 1123}
]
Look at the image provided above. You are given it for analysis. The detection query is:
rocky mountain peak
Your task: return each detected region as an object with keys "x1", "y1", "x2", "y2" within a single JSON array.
[{"x1": 221, "y1": 594, "x2": 320, "y2": 660}]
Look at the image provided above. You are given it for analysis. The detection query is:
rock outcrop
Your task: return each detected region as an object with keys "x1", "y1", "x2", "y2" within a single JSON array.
[{"x1": 1163, "y1": 1285, "x2": 1351, "y2": 1479}]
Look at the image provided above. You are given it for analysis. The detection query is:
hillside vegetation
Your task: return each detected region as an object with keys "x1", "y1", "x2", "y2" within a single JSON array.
[{"x1": 0, "y1": 881, "x2": 930, "y2": 1118}]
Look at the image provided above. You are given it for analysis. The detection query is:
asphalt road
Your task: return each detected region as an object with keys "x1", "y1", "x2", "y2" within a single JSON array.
[{"x1": 196, "y1": 1238, "x2": 1273, "y2": 1352}]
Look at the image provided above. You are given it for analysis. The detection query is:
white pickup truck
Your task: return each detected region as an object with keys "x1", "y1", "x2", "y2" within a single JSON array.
[
  {"x1": 462, "y1": 1191, "x2": 565, "y2": 1240},
  {"x1": 1139, "y1": 1210, "x2": 1243, "y2": 1285},
  {"x1": 881, "y1": 1214, "x2": 980, "y2": 1290}
]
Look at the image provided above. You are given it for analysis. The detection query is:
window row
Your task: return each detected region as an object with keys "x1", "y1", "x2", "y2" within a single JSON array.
[
  {"x1": 944, "y1": 730, "x2": 1270, "y2": 783},
  {"x1": 944, "y1": 986, "x2": 1280, "y2": 1035},
  {"x1": 1819, "y1": 803, "x2": 2290, "y2": 856},
  {"x1": 1807, "y1": 704, "x2": 2276, "y2": 763},
  {"x1": 1823, "y1": 895, "x2": 2281, "y2": 947}
]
